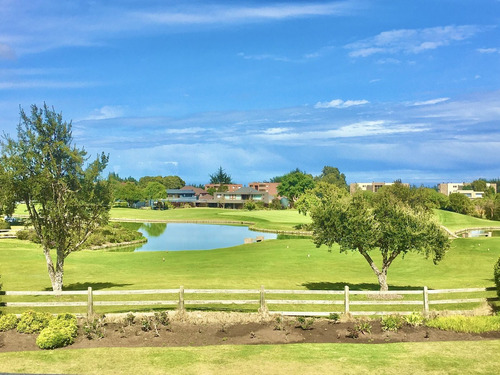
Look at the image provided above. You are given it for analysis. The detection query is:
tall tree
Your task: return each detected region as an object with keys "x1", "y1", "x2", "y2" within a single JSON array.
[
  {"x1": 298, "y1": 184, "x2": 450, "y2": 291},
  {"x1": 315, "y1": 166, "x2": 348, "y2": 191},
  {"x1": 209, "y1": 166, "x2": 232, "y2": 185},
  {"x1": 0, "y1": 104, "x2": 112, "y2": 292},
  {"x1": 276, "y1": 169, "x2": 315, "y2": 207}
]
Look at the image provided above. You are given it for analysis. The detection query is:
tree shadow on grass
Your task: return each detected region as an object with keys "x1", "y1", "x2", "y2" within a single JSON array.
[
  {"x1": 43, "y1": 282, "x2": 133, "y2": 291},
  {"x1": 301, "y1": 281, "x2": 424, "y2": 291}
]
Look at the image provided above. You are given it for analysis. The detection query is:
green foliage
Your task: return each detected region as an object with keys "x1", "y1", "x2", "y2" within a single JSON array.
[
  {"x1": 0, "y1": 104, "x2": 112, "y2": 292},
  {"x1": 381, "y1": 315, "x2": 405, "y2": 331},
  {"x1": 83, "y1": 315, "x2": 106, "y2": 339},
  {"x1": 314, "y1": 166, "x2": 348, "y2": 191},
  {"x1": 426, "y1": 315, "x2": 500, "y2": 333},
  {"x1": 153, "y1": 311, "x2": 170, "y2": 328},
  {"x1": 296, "y1": 316, "x2": 315, "y2": 330},
  {"x1": 328, "y1": 313, "x2": 341, "y2": 323},
  {"x1": 303, "y1": 183, "x2": 450, "y2": 291},
  {"x1": 143, "y1": 181, "x2": 168, "y2": 200},
  {"x1": 85, "y1": 223, "x2": 145, "y2": 248},
  {"x1": 36, "y1": 315, "x2": 78, "y2": 349},
  {"x1": 141, "y1": 316, "x2": 152, "y2": 331},
  {"x1": 277, "y1": 169, "x2": 315, "y2": 206},
  {"x1": 273, "y1": 316, "x2": 285, "y2": 331},
  {"x1": 0, "y1": 314, "x2": 19, "y2": 331},
  {"x1": 346, "y1": 321, "x2": 372, "y2": 338},
  {"x1": 17, "y1": 310, "x2": 53, "y2": 334},
  {"x1": 244, "y1": 201, "x2": 256, "y2": 211},
  {"x1": 269, "y1": 198, "x2": 284, "y2": 210},
  {"x1": 125, "y1": 312, "x2": 135, "y2": 326},
  {"x1": 0, "y1": 219, "x2": 10, "y2": 229},
  {"x1": 494, "y1": 257, "x2": 500, "y2": 297},
  {"x1": 209, "y1": 166, "x2": 233, "y2": 185},
  {"x1": 405, "y1": 312, "x2": 425, "y2": 327},
  {"x1": 448, "y1": 193, "x2": 474, "y2": 215}
]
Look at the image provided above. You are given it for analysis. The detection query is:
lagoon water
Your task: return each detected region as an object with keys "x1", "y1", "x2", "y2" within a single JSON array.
[{"x1": 121, "y1": 222, "x2": 277, "y2": 251}]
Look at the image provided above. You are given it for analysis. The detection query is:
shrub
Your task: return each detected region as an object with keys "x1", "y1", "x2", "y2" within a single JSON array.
[
  {"x1": 0, "y1": 219, "x2": 10, "y2": 229},
  {"x1": 328, "y1": 313, "x2": 341, "y2": 323},
  {"x1": 153, "y1": 311, "x2": 170, "y2": 327},
  {"x1": 15, "y1": 229, "x2": 40, "y2": 243},
  {"x1": 273, "y1": 316, "x2": 285, "y2": 331},
  {"x1": 244, "y1": 201, "x2": 256, "y2": 211},
  {"x1": 494, "y1": 257, "x2": 500, "y2": 297},
  {"x1": 296, "y1": 316, "x2": 314, "y2": 330},
  {"x1": 426, "y1": 315, "x2": 500, "y2": 333},
  {"x1": 346, "y1": 322, "x2": 372, "y2": 338},
  {"x1": 381, "y1": 315, "x2": 404, "y2": 332},
  {"x1": 0, "y1": 314, "x2": 19, "y2": 331},
  {"x1": 124, "y1": 312, "x2": 135, "y2": 326},
  {"x1": 141, "y1": 316, "x2": 152, "y2": 332},
  {"x1": 83, "y1": 315, "x2": 106, "y2": 340},
  {"x1": 36, "y1": 326, "x2": 74, "y2": 349},
  {"x1": 17, "y1": 310, "x2": 53, "y2": 334},
  {"x1": 405, "y1": 312, "x2": 425, "y2": 327}
]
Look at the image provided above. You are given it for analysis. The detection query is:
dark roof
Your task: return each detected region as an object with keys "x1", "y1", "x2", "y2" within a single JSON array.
[
  {"x1": 167, "y1": 189, "x2": 195, "y2": 195},
  {"x1": 233, "y1": 187, "x2": 261, "y2": 194}
]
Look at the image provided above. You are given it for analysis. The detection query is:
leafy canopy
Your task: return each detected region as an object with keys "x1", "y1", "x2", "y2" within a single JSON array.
[{"x1": 0, "y1": 104, "x2": 112, "y2": 292}]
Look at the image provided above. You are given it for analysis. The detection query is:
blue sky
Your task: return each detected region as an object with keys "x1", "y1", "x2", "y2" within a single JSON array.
[{"x1": 1, "y1": 0, "x2": 500, "y2": 186}]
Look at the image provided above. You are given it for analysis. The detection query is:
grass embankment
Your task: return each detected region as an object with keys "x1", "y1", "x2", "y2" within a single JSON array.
[
  {"x1": 433, "y1": 209, "x2": 500, "y2": 232},
  {"x1": 0, "y1": 341, "x2": 499, "y2": 375}
]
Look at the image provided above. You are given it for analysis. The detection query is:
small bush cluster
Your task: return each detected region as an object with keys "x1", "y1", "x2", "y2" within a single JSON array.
[
  {"x1": 405, "y1": 312, "x2": 425, "y2": 327},
  {"x1": 85, "y1": 223, "x2": 145, "y2": 248},
  {"x1": 273, "y1": 316, "x2": 285, "y2": 331},
  {"x1": 15, "y1": 229, "x2": 40, "y2": 243},
  {"x1": 139, "y1": 311, "x2": 171, "y2": 336},
  {"x1": 83, "y1": 315, "x2": 106, "y2": 340},
  {"x1": 328, "y1": 313, "x2": 341, "y2": 323},
  {"x1": 347, "y1": 321, "x2": 372, "y2": 338},
  {"x1": 36, "y1": 314, "x2": 78, "y2": 350},
  {"x1": 16, "y1": 310, "x2": 53, "y2": 334},
  {"x1": 425, "y1": 315, "x2": 500, "y2": 334},
  {"x1": 0, "y1": 314, "x2": 19, "y2": 331},
  {"x1": 295, "y1": 316, "x2": 314, "y2": 330},
  {"x1": 380, "y1": 315, "x2": 405, "y2": 332}
]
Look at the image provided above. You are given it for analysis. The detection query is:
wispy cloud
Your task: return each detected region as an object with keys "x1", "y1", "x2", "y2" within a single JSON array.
[
  {"x1": 477, "y1": 47, "x2": 500, "y2": 54},
  {"x1": 84, "y1": 106, "x2": 125, "y2": 120},
  {"x1": 346, "y1": 25, "x2": 484, "y2": 57},
  {"x1": 314, "y1": 99, "x2": 369, "y2": 108},
  {"x1": 237, "y1": 52, "x2": 291, "y2": 62},
  {"x1": 0, "y1": 80, "x2": 98, "y2": 90},
  {"x1": 138, "y1": 2, "x2": 352, "y2": 25},
  {"x1": 412, "y1": 97, "x2": 450, "y2": 106}
]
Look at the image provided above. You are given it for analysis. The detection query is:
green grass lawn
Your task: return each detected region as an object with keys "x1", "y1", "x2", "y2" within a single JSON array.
[
  {"x1": 433, "y1": 209, "x2": 500, "y2": 232},
  {"x1": 0, "y1": 341, "x2": 499, "y2": 375}
]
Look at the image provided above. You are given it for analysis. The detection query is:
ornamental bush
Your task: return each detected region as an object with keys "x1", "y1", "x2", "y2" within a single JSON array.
[
  {"x1": 16, "y1": 310, "x2": 53, "y2": 334},
  {"x1": 36, "y1": 313, "x2": 78, "y2": 349},
  {"x1": 0, "y1": 314, "x2": 19, "y2": 331},
  {"x1": 381, "y1": 315, "x2": 405, "y2": 332}
]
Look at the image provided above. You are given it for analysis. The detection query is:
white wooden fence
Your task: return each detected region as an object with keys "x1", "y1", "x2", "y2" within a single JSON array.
[{"x1": 1, "y1": 286, "x2": 496, "y2": 317}]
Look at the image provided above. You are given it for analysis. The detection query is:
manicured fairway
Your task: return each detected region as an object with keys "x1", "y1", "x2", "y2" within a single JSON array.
[
  {"x1": 433, "y1": 209, "x2": 500, "y2": 232},
  {"x1": 0, "y1": 341, "x2": 499, "y2": 375}
]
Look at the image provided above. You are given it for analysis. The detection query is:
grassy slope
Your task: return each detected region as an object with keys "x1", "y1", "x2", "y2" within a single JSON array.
[
  {"x1": 0, "y1": 341, "x2": 499, "y2": 375},
  {"x1": 433, "y1": 209, "x2": 500, "y2": 232}
]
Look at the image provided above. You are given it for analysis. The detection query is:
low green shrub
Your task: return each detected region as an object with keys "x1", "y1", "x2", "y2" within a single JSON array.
[
  {"x1": 0, "y1": 314, "x2": 19, "y2": 331},
  {"x1": 381, "y1": 315, "x2": 405, "y2": 332},
  {"x1": 17, "y1": 310, "x2": 53, "y2": 334},
  {"x1": 426, "y1": 315, "x2": 500, "y2": 333},
  {"x1": 346, "y1": 322, "x2": 372, "y2": 339},
  {"x1": 296, "y1": 316, "x2": 314, "y2": 330},
  {"x1": 15, "y1": 229, "x2": 40, "y2": 243},
  {"x1": 405, "y1": 312, "x2": 425, "y2": 327},
  {"x1": 0, "y1": 219, "x2": 10, "y2": 229},
  {"x1": 494, "y1": 257, "x2": 500, "y2": 297},
  {"x1": 273, "y1": 316, "x2": 285, "y2": 331},
  {"x1": 36, "y1": 326, "x2": 75, "y2": 350},
  {"x1": 328, "y1": 312, "x2": 341, "y2": 323}
]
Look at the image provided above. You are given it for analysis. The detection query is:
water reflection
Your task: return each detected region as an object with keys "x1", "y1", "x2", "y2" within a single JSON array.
[{"x1": 120, "y1": 222, "x2": 278, "y2": 251}]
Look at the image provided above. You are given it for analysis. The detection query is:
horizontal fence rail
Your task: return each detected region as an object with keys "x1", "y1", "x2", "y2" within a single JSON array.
[{"x1": 1, "y1": 286, "x2": 497, "y2": 317}]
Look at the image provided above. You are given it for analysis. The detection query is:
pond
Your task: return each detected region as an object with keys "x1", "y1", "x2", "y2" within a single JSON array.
[
  {"x1": 119, "y1": 222, "x2": 278, "y2": 251},
  {"x1": 465, "y1": 230, "x2": 500, "y2": 238}
]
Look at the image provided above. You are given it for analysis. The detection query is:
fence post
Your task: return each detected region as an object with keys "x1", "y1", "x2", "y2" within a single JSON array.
[
  {"x1": 87, "y1": 287, "x2": 94, "y2": 318},
  {"x1": 178, "y1": 285, "x2": 185, "y2": 314},
  {"x1": 344, "y1": 285, "x2": 350, "y2": 315},
  {"x1": 259, "y1": 285, "x2": 268, "y2": 316},
  {"x1": 423, "y1": 286, "x2": 429, "y2": 317}
]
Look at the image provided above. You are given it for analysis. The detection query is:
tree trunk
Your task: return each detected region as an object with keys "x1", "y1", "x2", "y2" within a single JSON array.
[
  {"x1": 377, "y1": 271, "x2": 388, "y2": 292},
  {"x1": 43, "y1": 247, "x2": 64, "y2": 293}
]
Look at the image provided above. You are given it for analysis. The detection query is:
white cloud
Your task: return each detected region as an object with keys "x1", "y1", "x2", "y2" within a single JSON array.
[
  {"x1": 139, "y1": 2, "x2": 350, "y2": 25},
  {"x1": 0, "y1": 43, "x2": 16, "y2": 59},
  {"x1": 346, "y1": 25, "x2": 483, "y2": 57},
  {"x1": 263, "y1": 127, "x2": 290, "y2": 135},
  {"x1": 412, "y1": 98, "x2": 450, "y2": 106},
  {"x1": 85, "y1": 106, "x2": 125, "y2": 120},
  {"x1": 0, "y1": 80, "x2": 97, "y2": 89},
  {"x1": 314, "y1": 99, "x2": 369, "y2": 108},
  {"x1": 477, "y1": 48, "x2": 499, "y2": 54}
]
